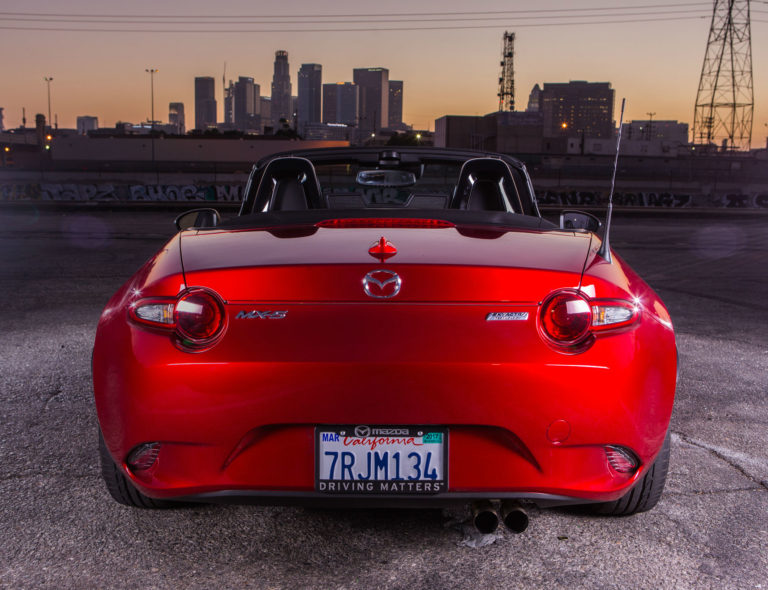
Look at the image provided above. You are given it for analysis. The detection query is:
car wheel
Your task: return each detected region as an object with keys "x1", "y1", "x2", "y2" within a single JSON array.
[
  {"x1": 590, "y1": 429, "x2": 671, "y2": 516},
  {"x1": 98, "y1": 430, "x2": 175, "y2": 508}
]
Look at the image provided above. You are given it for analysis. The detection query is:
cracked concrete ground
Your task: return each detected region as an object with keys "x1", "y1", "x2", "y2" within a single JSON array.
[{"x1": 0, "y1": 207, "x2": 766, "y2": 589}]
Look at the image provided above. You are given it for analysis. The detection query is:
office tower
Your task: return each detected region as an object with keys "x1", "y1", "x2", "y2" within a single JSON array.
[
  {"x1": 322, "y1": 82, "x2": 359, "y2": 126},
  {"x1": 260, "y1": 97, "x2": 272, "y2": 133},
  {"x1": 388, "y1": 80, "x2": 403, "y2": 128},
  {"x1": 297, "y1": 63, "x2": 322, "y2": 136},
  {"x1": 234, "y1": 76, "x2": 260, "y2": 131},
  {"x1": 168, "y1": 103, "x2": 185, "y2": 134},
  {"x1": 0, "y1": 108, "x2": 4, "y2": 132},
  {"x1": 77, "y1": 116, "x2": 99, "y2": 135},
  {"x1": 353, "y1": 68, "x2": 389, "y2": 134},
  {"x1": 271, "y1": 50, "x2": 292, "y2": 131},
  {"x1": 224, "y1": 81, "x2": 235, "y2": 125},
  {"x1": 194, "y1": 76, "x2": 217, "y2": 130},
  {"x1": 541, "y1": 81, "x2": 614, "y2": 138}
]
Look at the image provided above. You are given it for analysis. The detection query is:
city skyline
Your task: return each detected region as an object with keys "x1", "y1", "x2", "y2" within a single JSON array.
[{"x1": 1, "y1": 0, "x2": 766, "y2": 142}]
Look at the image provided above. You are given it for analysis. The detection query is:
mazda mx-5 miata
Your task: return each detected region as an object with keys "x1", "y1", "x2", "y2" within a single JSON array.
[{"x1": 93, "y1": 147, "x2": 676, "y2": 532}]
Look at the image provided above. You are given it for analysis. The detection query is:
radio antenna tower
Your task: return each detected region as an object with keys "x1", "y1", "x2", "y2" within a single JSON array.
[
  {"x1": 693, "y1": 0, "x2": 753, "y2": 150},
  {"x1": 498, "y1": 31, "x2": 515, "y2": 112}
]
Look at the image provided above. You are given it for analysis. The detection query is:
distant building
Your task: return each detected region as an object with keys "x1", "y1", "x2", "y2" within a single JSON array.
[
  {"x1": 353, "y1": 68, "x2": 389, "y2": 135},
  {"x1": 541, "y1": 81, "x2": 614, "y2": 139},
  {"x1": 76, "y1": 116, "x2": 99, "y2": 135},
  {"x1": 0, "y1": 107, "x2": 5, "y2": 132},
  {"x1": 223, "y1": 81, "x2": 234, "y2": 125},
  {"x1": 194, "y1": 77, "x2": 217, "y2": 130},
  {"x1": 271, "y1": 50, "x2": 293, "y2": 131},
  {"x1": 526, "y1": 84, "x2": 542, "y2": 113},
  {"x1": 168, "y1": 103, "x2": 185, "y2": 134},
  {"x1": 234, "y1": 77, "x2": 260, "y2": 132},
  {"x1": 322, "y1": 83, "x2": 359, "y2": 127},
  {"x1": 388, "y1": 80, "x2": 403, "y2": 128},
  {"x1": 435, "y1": 111, "x2": 543, "y2": 153},
  {"x1": 259, "y1": 97, "x2": 272, "y2": 133},
  {"x1": 297, "y1": 64, "x2": 322, "y2": 136},
  {"x1": 303, "y1": 122, "x2": 355, "y2": 141},
  {"x1": 622, "y1": 120, "x2": 688, "y2": 144}
]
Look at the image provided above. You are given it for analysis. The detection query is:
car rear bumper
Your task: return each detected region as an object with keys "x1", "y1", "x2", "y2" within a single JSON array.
[{"x1": 96, "y1": 363, "x2": 674, "y2": 505}]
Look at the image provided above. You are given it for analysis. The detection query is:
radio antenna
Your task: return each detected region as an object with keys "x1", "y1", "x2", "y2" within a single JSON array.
[{"x1": 598, "y1": 97, "x2": 626, "y2": 263}]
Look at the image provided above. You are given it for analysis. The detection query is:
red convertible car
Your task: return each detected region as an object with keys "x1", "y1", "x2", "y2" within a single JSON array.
[{"x1": 93, "y1": 148, "x2": 676, "y2": 533}]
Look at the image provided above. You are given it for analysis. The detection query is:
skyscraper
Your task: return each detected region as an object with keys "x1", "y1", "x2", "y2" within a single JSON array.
[
  {"x1": 168, "y1": 103, "x2": 185, "y2": 134},
  {"x1": 388, "y1": 80, "x2": 403, "y2": 128},
  {"x1": 194, "y1": 77, "x2": 217, "y2": 131},
  {"x1": 271, "y1": 50, "x2": 292, "y2": 131},
  {"x1": 526, "y1": 84, "x2": 542, "y2": 113},
  {"x1": 260, "y1": 97, "x2": 272, "y2": 133},
  {"x1": 224, "y1": 81, "x2": 235, "y2": 125},
  {"x1": 297, "y1": 63, "x2": 322, "y2": 136},
  {"x1": 540, "y1": 81, "x2": 614, "y2": 138},
  {"x1": 323, "y1": 82, "x2": 359, "y2": 126},
  {"x1": 353, "y1": 68, "x2": 389, "y2": 135},
  {"x1": 234, "y1": 76, "x2": 260, "y2": 131}
]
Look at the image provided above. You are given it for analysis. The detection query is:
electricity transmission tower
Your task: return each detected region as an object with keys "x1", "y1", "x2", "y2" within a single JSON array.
[
  {"x1": 693, "y1": 0, "x2": 753, "y2": 150},
  {"x1": 498, "y1": 31, "x2": 515, "y2": 112}
]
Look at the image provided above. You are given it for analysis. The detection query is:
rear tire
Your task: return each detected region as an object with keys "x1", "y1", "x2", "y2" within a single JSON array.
[
  {"x1": 590, "y1": 429, "x2": 671, "y2": 516},
  {"x1": 98, "y1": 430, "x2": 175, "y2": 508}
]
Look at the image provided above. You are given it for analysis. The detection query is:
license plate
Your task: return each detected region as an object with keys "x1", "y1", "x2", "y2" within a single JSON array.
[{"x1": 315, "y1": 425, "x2": 448, "y2": 494}]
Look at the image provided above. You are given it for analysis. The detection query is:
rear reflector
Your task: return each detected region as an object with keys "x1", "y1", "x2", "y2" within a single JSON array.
[
  {"x1": 126, "y1": 442, "x2": 161, "y2": 471},
  {"x1": 605, "y1": 445, "x2": 640, "y2": 474},
  {"x1": 316, "y1": 218, "x2": 455, "y2": 229}
]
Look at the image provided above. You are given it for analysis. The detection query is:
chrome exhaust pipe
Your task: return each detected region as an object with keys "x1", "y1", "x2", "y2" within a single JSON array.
[
  {"x1": 500, "y1": 500, "x2": 529, "y2": 534},
  {"x1": 472, "y1": 500, "x2": 500, "y2": 534}
]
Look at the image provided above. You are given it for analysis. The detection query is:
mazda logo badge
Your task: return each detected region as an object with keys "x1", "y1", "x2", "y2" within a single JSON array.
[
  {"x1": 354, "y1": 425, "x2": 371, "y2": 437},
  {"x1": 363, "y1": 270, "x2": 402, "y2": 299}
]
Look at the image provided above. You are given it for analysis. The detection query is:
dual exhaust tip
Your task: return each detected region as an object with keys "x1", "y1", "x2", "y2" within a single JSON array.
[{"x1": 472, "y1": 500, "x2": 529, "y2": 534}]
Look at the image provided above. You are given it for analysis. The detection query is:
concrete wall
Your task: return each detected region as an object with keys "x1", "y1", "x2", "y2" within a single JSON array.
[{"x1": 48, "y1": 136, "x2": 348, "y2": 163}]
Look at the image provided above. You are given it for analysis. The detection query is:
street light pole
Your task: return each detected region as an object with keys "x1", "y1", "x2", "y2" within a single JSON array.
[
  {"x1": 145, "y1": 68, "x2": 158, "y2": 131},
  {"x1": 43, "y1": 77, "x2": 53, "y2": 131}
]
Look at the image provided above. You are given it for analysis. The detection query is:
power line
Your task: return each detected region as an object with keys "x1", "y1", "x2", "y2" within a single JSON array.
[
  {"x1": 0, "y1": 9, "x2": 712, "y2": 25},
  {"x1": 0, "y1": 3, "x2": 711, "y2": 19},
  {"x1": 0, "y1": 15, "x2": 711, "y2": 34}
]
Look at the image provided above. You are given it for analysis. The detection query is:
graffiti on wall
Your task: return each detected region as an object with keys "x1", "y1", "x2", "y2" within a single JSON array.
[
  {"x1": 536, "y1": 190, "x2": 768, "y2": 209},
  {"x1": 0, "y1": 183, "x2": 766, "y2": 208},
  {"x1": 0, "y1": 184, "x2": 245, "y2": 202}
]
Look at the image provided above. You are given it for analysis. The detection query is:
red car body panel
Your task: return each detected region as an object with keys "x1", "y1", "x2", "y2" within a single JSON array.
[{"x1": 93, "y1": 218, "x2": 676, "y2": 505}]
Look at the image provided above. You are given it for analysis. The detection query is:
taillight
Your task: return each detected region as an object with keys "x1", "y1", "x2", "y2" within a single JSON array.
[
  {"x1": 129, "y1": 300, "x2": 175, "y2": 327},
  {"x1": 591, "y1": 300, "x2": 638, "y2": 331},
  {"x1": 175, "y1": 288, "x2": 225, "y2": 344},
  {"x1": 129, "y1": 287, "x2": 226, "y2": 350},
  {"x1": 538, "y1": 290, "x2": 640, "y2": 351},
  {"x1": 539, "y1": 290, "x2": 592, "y2": 346},
  {"x1": 316, "y1": 218, "x2": 455, "y2": 229}
]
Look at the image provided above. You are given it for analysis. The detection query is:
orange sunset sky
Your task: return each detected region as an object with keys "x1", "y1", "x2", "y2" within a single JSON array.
[{"x1": 1, "y1": 0, "x2": 766, "y2": 144}]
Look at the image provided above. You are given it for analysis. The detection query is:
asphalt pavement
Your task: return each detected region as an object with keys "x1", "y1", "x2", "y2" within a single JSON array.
[{"x1": 0, "y1": 206, "x2": 766, "y2": 590}]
